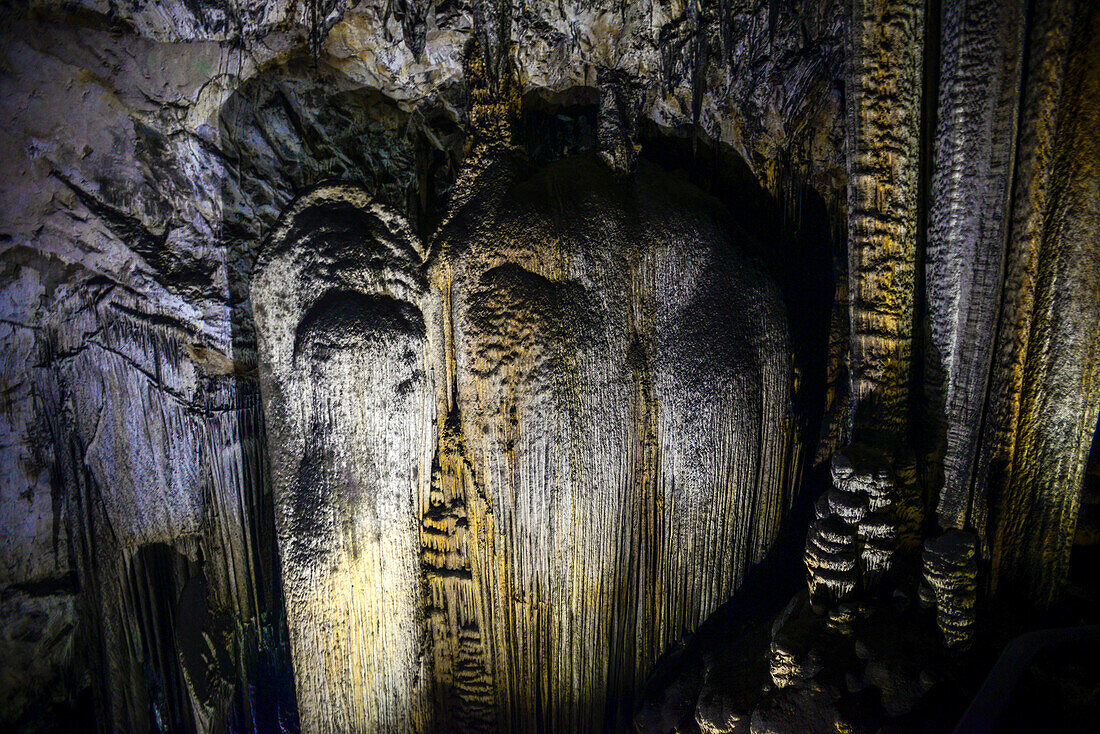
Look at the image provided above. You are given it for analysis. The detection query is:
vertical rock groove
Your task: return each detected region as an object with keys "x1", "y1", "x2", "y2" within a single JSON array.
[
  {"x1": 981, "y1": 0, "x2": 1100, "y2": 604},
  {"x1": 432, "y1": 152, "x2": 799, "y2": 731},
  {"x1": 924, "y1": 0, "x2": 1028, "y2": 530},
  {"x1": 422, "y1": 416, "x2": 497, "y2": 730},
  {"x1": 968, "y1": 0, "x2": 1076, "y2": 561},
  {"x1": 34, "y1": 299, "x2": 295, "y2": 732}
]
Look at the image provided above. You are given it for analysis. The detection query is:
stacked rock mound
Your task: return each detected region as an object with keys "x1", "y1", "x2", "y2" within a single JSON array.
[
  {"x1": 805, "y1": 447, "x2": 902, "y2": 609},
  {"x1": 744, "y1": 446, "x2": 979, "y2": 732},
  {"x1": 920, "y1": 530, "x2": 980, "y2": 649}
]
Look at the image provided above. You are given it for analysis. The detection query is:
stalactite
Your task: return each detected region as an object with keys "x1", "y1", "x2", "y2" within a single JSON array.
[
  {"x1": 923, "y1": 0, "x2": 1028, "y2": 532},
  {"x1": 844, "y1": 0, "x2": 924, "y2": 447}
]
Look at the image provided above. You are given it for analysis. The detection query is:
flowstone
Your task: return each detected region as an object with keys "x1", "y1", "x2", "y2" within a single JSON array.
[{"x1": 253, "y1": 147, "x2": 801, "y2": 730}]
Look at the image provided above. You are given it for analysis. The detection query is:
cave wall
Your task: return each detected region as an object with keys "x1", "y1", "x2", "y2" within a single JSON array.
[
  {"x1": 922, "y1": 0, "x2": 1100, "y2": 605},
  {"x1": 0, "y1": 0, "x2": 1097, "y2": 731}
]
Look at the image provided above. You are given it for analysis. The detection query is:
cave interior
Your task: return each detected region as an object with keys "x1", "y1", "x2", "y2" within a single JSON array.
[{"x1": 1, "y1": 0, "x2": 1099, "y2": 732}]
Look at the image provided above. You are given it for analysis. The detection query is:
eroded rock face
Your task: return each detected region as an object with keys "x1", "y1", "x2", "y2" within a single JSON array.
[
  {"x1": 252, "y1": 149, "x2": 798, "y2": 730},
  {"x1": 439, "y1": 154, "x2": 796, "y2": 730}
]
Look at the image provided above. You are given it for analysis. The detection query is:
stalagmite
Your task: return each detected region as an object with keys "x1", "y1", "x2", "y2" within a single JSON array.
[
  {"x1": 805, "y1": 446, "x2": 902, "y2": 607},
  {"x1": 805, "y1": 512, "x2": 860, "y2": 607},
  {"x1": 920, "y1": 529, "x2": 978, "y2": 648}
]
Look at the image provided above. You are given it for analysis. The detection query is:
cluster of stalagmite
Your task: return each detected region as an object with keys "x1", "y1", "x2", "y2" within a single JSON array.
[{"x1": 805, "y1": 447, "x2": 901, "y2": 607}]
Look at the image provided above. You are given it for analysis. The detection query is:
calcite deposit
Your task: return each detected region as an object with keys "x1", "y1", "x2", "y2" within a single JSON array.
[{"x1": 1, "y1": 0, "x2": 1098, "y2": 732}]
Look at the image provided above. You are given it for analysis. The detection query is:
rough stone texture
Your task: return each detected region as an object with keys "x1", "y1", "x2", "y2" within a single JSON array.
[
  {"x1": 23, "y1": 0, "x2": 348, "y2": 42},
  {"x1": 1, "y1": 0, "x2": 1099, "y2": 731},
  {"x1": 844, "y1": 0, "x2": 924, "y2": 447},
  {"x1": 0, "y1": 584, "x2": 83, "y2": 731},
  {"x1": 805, "y1": 511, "x2": 860, "y2": 606},
  {"x1": 442, "y1": 153, "x2": 795, "y2": 731}
]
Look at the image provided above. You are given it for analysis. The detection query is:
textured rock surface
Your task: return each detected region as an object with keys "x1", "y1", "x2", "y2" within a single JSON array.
[
  {"x1": 254, "y1": 144, "x2": 800, "y2": 728},
  {"x1": 920, "y1": 529, "x2": 979, "y2": 648},
  {"x1": 978, "y1": 0, "x2": 1100, "y2": 605},
  {"x1": 924, "y1": 0, "x2": 1027, "y2": 533},
  {"x1": 844, "y1": 0, "x2": 924, "y2": 447},
  {"x1": 634, "y1": 0, "x2": 1100, "y2": 728},
  {"x1": 437, "y1": 152, "x2": 795, "y2": 730},
  {"x1": 0, "y1": 2, "x2": 845, "y2": 729},
  {"x1": 253, "y1": 186, "x2": 434, "y2": 732},
  {"x1": 1, "y1": 0, "x2": 1099, "y2": 731}
]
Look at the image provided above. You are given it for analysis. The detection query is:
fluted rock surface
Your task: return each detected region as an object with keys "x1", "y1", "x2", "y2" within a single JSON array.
[
  {"x1": 924, "y1": 0, "x2": 1028, "y2": 533},
  {"x1": 924, "y1": 0, "x2": 1100, "y2": 604},
  {"x1": 253, "y1": 148, "x2": 801, "y2": 730}
]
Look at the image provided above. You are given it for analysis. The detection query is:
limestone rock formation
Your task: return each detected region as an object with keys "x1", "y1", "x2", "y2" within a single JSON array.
[
  {"x1": 805, "y1": 446, "x2": 906, "y2": 608},
  {"x1": 920, "y1": 530, "x2": 979, "y2": 649},
  {"x1": 253, "y1": 186, "x2": 433, "y2": 732},
  {"x1": 1, "y1": 0, "x2": 1098, "y2": 731},
  {"x1": 253, "y1": 144, "x2": 800, "y2": 729}
]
